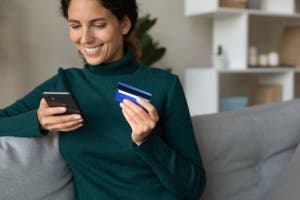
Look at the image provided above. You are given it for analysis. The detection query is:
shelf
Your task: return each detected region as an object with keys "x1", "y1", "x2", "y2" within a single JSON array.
[
  {"x1": 189, "y1": 8, "x2": 300, "y2": 19},
  {"x1": 247, "y1": 9, "x2": 300, "y2": 19},
  {"x1": 184, "y1": 0, "x2": 300, "y2": 115},
  {"x1": 185, "y1": 67, "x2": 297, "y2": 115},
  {"x1": 293, "y1": 68, "x2": 300, "y2": 73},
  {"x1": 219, "y1": 67, "x2": 294, "y2": 74},
  {"x1": 185, "y1": 0, "x2": 300, "y2": 18},
  {"x1": 187, "y1": 67, "x2": 300, "y2": 74}
]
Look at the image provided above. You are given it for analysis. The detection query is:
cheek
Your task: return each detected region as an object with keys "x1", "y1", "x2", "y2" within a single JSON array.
[
  {"x1": 98, "y1": 27, "x2": 123, "y2": 43},
  {"x1": 95, "y1": 30, "x2": 112, "y2": 42},
  {"x1": 105, "y1": 32, "x2": 124, "y2": 47},
  {"x1": 69, "y1": 30, "x2": 80, "y2": 44}
]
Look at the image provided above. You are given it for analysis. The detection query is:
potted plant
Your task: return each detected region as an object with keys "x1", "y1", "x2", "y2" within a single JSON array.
[{"x1": 134, "y1": 14, "x2": 166, "y2": 66}]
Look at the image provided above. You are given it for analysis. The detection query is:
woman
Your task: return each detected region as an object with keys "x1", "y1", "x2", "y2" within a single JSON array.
[{"x1": 0, "y1": 0, "x2": 206, "y2": 199}]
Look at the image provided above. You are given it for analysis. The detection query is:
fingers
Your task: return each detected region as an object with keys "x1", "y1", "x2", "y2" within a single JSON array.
[
  {"x1": 120, "y1": 99, "x2": 159, "y2": 145},
  {"x1": 38, "y1": 98, "x2": 83, "y2": 132},
  {"x1": 121, "y1": 99, "x2": 159, "y2": 124},
  {"x1": 39, "y1": 113, "x2": 83, "y2": 132},
  {"x1": 121, "y1": 99, "x2": 148, "y2": 123},
  {"x1": 42, "y1": 114, "x2": 82, "y2": 126},
  {"x1": 46, "y1": 118, "x2": 83, "y2": 132},
  {"x1": 40, "y1": 98, "x2": 48, "y2": 108},
  {"x1": 137, "y1": 98, "x2": 159, "y2": 122},
  {"x1": 121, "y1": 105, "x2": 137, "y2": 128},
  {"x1": 39, "y1": 98, "x2": 67, "y2": 116}
]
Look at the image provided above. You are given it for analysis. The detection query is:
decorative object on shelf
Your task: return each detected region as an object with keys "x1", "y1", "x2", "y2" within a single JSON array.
[
  {"x1": 260, "y1": 0, "x2": 295, "y2": 14},
  {"x1": 219, "y1": 96, "x2": 248, "y2": 112},
  {"x1": 213, "y1": 45, "x2": 228, "y2": 69},
  {"x1": 279, "y1": 26, "x2": 300, "y2": 68},
  {"x1": 268, "y1": 52, "x2": 279, "y2": 67},
  {"x1": 134, "y1": 14, "x2": 166, "y2": 66},
  {"x1": 219, "y1": 0, "x2": 247, "y2": 8},
  {"x1": 258, "y1": 54, "x2": 268, "y2": 67},
  {"x1": 249, "y1": 84, "x2": 282, "y2": 105},
  {"x1": 249, "y1": 47, "x2": 279, "y2": 68},
  {"x1": 248, "y1": 46, "x2": 258, "y2": 66}
]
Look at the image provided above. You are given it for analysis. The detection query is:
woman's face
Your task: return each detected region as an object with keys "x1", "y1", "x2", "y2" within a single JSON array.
[{"x1": 67, "y1": 0, "x2": 131, "y2": 65}]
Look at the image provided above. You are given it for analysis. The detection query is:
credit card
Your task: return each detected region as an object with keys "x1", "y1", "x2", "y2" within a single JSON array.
[{"x1": 116, "y1": 82, "x2": 152, "y2": 106}]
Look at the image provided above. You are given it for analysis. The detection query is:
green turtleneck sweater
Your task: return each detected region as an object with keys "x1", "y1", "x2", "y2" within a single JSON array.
[{"x1": 0, "y1": 49, "x2": 206, "y2": 200}]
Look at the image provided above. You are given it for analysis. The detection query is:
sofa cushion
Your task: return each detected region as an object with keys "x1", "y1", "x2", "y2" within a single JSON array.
[
  {"x1": 0, "y1": 134, "x2": 74, "y2": 200},
  {"x1": 192, "y1": 99, "x2": 300, "y2": 200},
  {"x1": 267, "y1": 139, "x2": 300, "y2": 200}
]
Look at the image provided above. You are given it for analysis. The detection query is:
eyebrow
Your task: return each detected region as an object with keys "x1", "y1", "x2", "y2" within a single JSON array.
[{"x1": 68, "y1": 18, "x2": 107, "y2": 23}]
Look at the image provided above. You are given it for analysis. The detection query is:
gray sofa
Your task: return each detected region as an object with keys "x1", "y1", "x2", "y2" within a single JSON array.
[
  {"x1": 192, "y1": 99, "x2": 300, "y2": 200},
  {"x1": 1, "y1": 99, "x2": 300, "y2": 199},
  {"x1": 0, "y1": 134, "x2": 74, "y2": 200}
]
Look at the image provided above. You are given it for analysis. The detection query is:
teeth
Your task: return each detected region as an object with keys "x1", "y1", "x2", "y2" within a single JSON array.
[{"x1": 85, "y1": 47, "x2": 99, "y2": 52}]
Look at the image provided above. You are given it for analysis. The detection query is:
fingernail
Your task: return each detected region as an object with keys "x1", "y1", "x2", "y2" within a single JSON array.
[
  {"x1": 60, "y1": 107, "x2": 66, "y2": 112},
  {"x1": 74, "y1": 115, "x2": 81, "y2": 120},
  {"x1": 120, "y1": 103, "x2": 123, "y2": 107}
]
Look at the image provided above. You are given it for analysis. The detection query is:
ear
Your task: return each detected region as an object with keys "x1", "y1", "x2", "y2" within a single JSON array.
[{"x1": 120, "y1": 16, "x2": 132, "y2": 35}]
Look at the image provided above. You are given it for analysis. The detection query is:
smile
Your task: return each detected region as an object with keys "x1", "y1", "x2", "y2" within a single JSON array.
[
  {"x1": 85, "y1": 47, "x2": 99, "y2": 52},
  {"x1": 83, "y1": 44, "x2": 103, "y2": 55}
]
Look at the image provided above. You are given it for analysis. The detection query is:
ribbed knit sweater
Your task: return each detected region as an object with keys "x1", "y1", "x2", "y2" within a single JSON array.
[{"x1": 0, "y1": 49, "x2": 206, "y2": 200}]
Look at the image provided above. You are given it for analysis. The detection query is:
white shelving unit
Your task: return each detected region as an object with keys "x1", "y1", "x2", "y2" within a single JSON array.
[
  {"x1": 185, "y1": 68, "x2": 296, "y2": 115},
  {"x1": 184, "y1": 0, "x2": 300, "y2": 115}
]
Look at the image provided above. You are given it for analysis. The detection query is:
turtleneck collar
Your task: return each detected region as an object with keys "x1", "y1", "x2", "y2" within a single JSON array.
[{"x1": 84, "y1": 47, "x2": 138, "y2": 75}]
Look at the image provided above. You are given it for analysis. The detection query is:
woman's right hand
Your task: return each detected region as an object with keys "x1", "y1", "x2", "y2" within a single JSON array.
[{"x1": 37, "y1": 98, "x2": 83, "y2": 132}]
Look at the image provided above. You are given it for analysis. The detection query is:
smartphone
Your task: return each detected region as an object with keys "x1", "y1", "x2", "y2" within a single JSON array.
[{"x1": 42, "y1": 91, "x2": 82, "y2": 115}]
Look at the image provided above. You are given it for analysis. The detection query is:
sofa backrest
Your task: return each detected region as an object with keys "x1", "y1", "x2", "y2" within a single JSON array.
[
  {"x1": 0, "y1": 134, "x2": 74, "y2": 200},
  {"x1": 192, "y1": 99, "x2": 300, "y2": 200}
]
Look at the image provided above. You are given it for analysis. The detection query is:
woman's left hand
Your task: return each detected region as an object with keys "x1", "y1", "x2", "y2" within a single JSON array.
[{"x1": 120, "y1": 98, "x2": 159, "y2": 146}]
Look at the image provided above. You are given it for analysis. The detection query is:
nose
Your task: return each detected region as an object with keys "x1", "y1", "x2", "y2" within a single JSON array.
[{"x1": 81, "y1": 28, "x2": 94, "y2": 44}]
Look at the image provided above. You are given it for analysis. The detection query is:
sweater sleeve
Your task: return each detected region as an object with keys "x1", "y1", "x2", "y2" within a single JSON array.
[
  {"x1": 133, "y1": 76, "x2": 206, "y2": 200},
  {"x1": 0, "y1": 75, "x2": 58, "y2": 137}
]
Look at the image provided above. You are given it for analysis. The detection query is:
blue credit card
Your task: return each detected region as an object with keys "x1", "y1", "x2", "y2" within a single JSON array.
[{"x1": 116, "y1": 82, "x2": 152, "y2": 106}]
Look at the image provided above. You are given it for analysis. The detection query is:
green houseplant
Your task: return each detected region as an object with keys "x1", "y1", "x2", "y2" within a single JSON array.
[{"x1": 134, "y1": 14, "x2": 166, "y2": 66}]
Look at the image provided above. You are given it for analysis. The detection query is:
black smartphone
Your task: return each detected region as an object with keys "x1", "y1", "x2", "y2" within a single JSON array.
[{"x1": 42, "y1": 91, "x2": 82, "y2": 115}]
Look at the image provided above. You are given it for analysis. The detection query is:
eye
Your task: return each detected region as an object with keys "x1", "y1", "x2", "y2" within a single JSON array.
[
  {"x1": 69, "y1": 23, "x2": 81, "y2": 29},
  {"x1": 94, "y1": 23, "x2": 106, "y2": 28},
  {"x1": 71, "y1": 25, "x2": 81, "y2": 29}
]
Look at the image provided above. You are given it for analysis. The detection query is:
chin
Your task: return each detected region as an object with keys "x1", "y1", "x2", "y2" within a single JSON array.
[
  {"x1": 85, "y1": 58, "x2": 103, "y2": 65},
  {"x1": 87, "y1": 61, "x2": 102, "y2": 65}
]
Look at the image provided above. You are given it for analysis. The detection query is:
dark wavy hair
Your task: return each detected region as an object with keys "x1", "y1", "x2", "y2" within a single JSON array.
[{"x1": 60, "y1": 0, "x2": 141, "y2": 60}]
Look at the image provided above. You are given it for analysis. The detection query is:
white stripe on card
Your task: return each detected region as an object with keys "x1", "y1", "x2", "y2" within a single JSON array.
[{"x1": 118, "y1": 90, "x2": 150, "y2": 102}]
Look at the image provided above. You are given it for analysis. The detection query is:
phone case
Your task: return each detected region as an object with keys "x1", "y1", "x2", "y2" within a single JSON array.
[{"x1": 42, "y1": 92, "x2": 81, "y2": 115}]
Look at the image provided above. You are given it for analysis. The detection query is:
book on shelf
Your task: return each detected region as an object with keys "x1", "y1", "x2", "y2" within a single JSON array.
[
  {"x1": 249, "y1": 84, "x2": 283, "y2": 106},
  {"x1": 280, "y1": 26, "x2": 300, "y2": 68},
  {"x1": 219, "y1": 0, "x2": 247, "y2": 8}
]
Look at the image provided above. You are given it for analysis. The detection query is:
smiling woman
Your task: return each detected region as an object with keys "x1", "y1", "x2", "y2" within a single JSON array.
[
  {"x1": 61, "y1": 0, "x2": 140, "y2": 65},
  {"x1": 0, "y1": 0, "x2": 206, "y2": 199},
  {"x1": 66, "y1": 0, "x2": 131, "y2": 65}
]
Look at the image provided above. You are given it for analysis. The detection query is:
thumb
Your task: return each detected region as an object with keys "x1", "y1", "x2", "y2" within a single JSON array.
[{"x1": 40, "y1": 98, "x2": 49, "y2": 108}]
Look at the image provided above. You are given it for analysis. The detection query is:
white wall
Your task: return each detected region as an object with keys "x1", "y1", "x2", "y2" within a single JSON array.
[
  {"x1": 0, "y1": 0, "x2": 212, "y2": 107},
  {"x1": 0, "y1": 1, "x2": 29, "y2": 107},
  {"x1": 0, "y1": 0, "x2": 81, "y2": 107}
]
